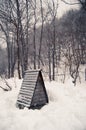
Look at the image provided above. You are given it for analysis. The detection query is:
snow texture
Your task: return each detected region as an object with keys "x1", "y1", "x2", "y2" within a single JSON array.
[{"x1": 0, "y1": 77, "x2": 86, "y2": 130}]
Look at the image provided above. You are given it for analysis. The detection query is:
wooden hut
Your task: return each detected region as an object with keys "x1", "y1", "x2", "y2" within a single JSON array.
[{"x1": 16, "y1": 70, "x2": 48, "y2": 109}]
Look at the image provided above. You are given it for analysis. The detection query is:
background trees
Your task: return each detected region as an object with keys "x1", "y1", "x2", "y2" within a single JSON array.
[{"x1": 0, "y1": 0, "x2": 86, "y2": 83}]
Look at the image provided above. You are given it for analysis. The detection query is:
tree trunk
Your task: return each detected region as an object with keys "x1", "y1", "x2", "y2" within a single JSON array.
[
  {"x1": 25, "y1": 0, "x2": 29, "y2": 71},
  {"x1": 52, "y1": 16, "x2": 56, "y2": 80},
  {"x1": 48, "y1": 42, "x2": 51, "y2": 81},
  {"x1": 38, "y1": 0, "x2": 43, "y2": 69},
  {"x1": 33, "y1": 0, "x2": 37, "y2": 69},
  {"x1": 16, "y1": 27, "x2": 21, "y2": 79}
]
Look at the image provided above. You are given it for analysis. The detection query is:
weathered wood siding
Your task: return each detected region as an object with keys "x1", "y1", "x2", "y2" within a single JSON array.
[
  {"x1": 17, "y1": 70, "x2": 39, "y2": 108},
  {"x1": 31, "y1": 74, "x2": 48, "y2": 107},
  {"x1": 16, "y1": 70, "x2": 48, "y2": 109}
]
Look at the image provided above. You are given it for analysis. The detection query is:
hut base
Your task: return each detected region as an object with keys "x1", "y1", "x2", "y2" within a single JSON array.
[{"x1": 29, "y1": 104, "x2": 46, "y2": 110}]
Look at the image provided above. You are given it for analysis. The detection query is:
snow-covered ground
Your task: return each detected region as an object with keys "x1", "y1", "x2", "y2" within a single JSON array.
[{"x1": 0, "y1": 77, "x2": 86, "y2": 130}]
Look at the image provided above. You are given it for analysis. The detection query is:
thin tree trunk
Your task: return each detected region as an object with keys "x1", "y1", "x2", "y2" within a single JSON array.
[
  {"x1": 52, "y1": 16, "x2": 56, "y2": 80},
  {"x1": 25, "y1": 0, "x2": 29, "y2": 71},
  {"x1": 16, "y1": 27, "x2": 21, "y2": 79},
  {"x1": 48, "y1": 42, "x2": 51, "y2": 81},
  {"x1": 10, "y1": 36, "x2": 16, "y2": 77},
  {"x1": 38, "y1": 0, "x2": 43, "y2": 69},
  {"x1": 33, "y1": 0, "x2": 37, "y2": 69}
]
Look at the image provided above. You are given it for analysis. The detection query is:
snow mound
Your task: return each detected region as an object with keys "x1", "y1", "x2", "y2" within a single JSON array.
[{"x1": 0, "y1": 78, "x2": 86, "y2": 130}]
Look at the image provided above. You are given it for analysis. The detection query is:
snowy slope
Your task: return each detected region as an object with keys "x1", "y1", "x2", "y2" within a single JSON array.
[{"x1": 0, "y1": 78, "x2": 86, "y2": 130}]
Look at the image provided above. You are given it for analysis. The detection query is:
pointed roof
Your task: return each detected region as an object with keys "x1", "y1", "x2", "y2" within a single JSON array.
[{"x1": 17, "y1": 69, "x2": 48, "y2": 108}]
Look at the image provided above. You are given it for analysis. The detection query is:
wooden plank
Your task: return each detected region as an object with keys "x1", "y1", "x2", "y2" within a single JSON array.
[
  {"x1": 24, "y1": 78, "x2": 37, "y2": 81},
  {"x1": 24, "y1": 75, "x2": 38, "y2": 78},
  {"x1": 17, "y1": 99, "x2": 31, "y2": 106},
  {"x1": 22, "y1": 84, "x2": 35, "y2": 88},
  {"x1": 38, "y1": 100, "x2": 47, "y2": 104},
  {"x1": 19, "y1": 90, "x2": 33, "y2": 97},
  {"x1": 23, "y1": 79, "x2": 36, "y2": 83},
  {"x1": 25, "y1": 72, "x2": 38, "y2": 76},
  {"x1": 34, "y1": 88, "x2": 46, "y2": 93},
  {"x1": 25, "y1": 70, "x2": 40, "y2": 72},
  {"x1": 32, "y1": 99, "x2": 46, "y2": 104},
  {"x1": 20, "y1": 88, "x2": 33, "y2": 93},
  {"x1": 21, "y1": 86, "x2": 34, "y2": 91},
  {"x1": 19, "y1": 89, "x2": 33, "y2": 96},
  {"x1": 25, "y1": 70, "x2": 39, "y2": 73},
  {"x1": 33, "y1": 99, "x2": 46, "y2": 104},
  {"x1": 21, "y1": 87, "x2": 34, "y2": 91},
  {"x1": 24, "y1": 73, "x2": 38, "y2": 77},
  {"x1": 19, "y1": 96, "x2": 32, "y2": 101},
  {"x1": 22, "y1": 81, "x2": 36, "y2": 85},
  {"x1": 33, "y1": 95, "x2": 46, "y2": 100},
  {"x1": 24, "y1": 74, "x2": 38, "y2": 77},
  {"x1": 18, "y1": 92, "x2": 32, "y2": 99},
  {"x1": 35, "y1": 87, "x2": 44, "y2": 92},
  {"x1": 34, "y1": 93, "x2": 46, "y2": 97},
  {"x1": 20, "y1": 89, "x2": 33, "y2": 94},
  {"x1": 21, "y1": 83, "x2": 35, "y2": 88},
  {"x1": 32, "y1": 94, "x2": 46, "y2": 100},
  {"x1": 19, "y1": 91, "x2": 33, "y2": 97},
  {"x1": 25, "y1": 71, "x2": 38, "y2": 74},
  {"x1": 17, "y1": 101, "x2": 27, "y2": 106},
  {"x1": 22, "y1": 85, "x2": 35, "y2": 88},
  {"x1": 24, "y1": 79, "x2": 37, "y2": 82},
  {"x1": 35, "y1": 92, "x2": 46, "y2": 97},
  {"x1": 31, "y1": 99, "x2": 46, "y2": 105},
  {"x1": 24, "y1": 75, "x2": 37, "y2": 80},
  {"x1": 17, "y1": 99, "x2": 30, "y2": 105},
  {"x1": 24, "y1": 74, "x2": 37, "y2": 77},
  {"x1": 18, "y1": 96, "x2": 31, "y2": 103},
  {"x1": 17, "y1": 100, "x2": 30, "y2": 107},
  {"x1": 22, "y1": 84, "x2": 36, "y2": 88},
  {"x1": 22, "y1": 81, "x2": 36, "y2": 84},
  {"x1": 20, "y1": 87, "x2": 34, "y2": 93},
  {"x1": 23, "y1": 95, "x2": 33, "y2": 100}
]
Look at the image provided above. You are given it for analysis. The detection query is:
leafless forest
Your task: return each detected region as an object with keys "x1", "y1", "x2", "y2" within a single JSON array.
[{"x1": 0, "y1": 0, "x2": 86, "y2": 84}]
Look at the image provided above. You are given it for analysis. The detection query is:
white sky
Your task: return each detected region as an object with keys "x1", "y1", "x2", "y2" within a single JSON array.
[
  {"x1": 41, "y1": 0, "x2": 80, "y2": 18},
  {"x1": 57, "y1": 0, "x2": 80, "y2": 18}
]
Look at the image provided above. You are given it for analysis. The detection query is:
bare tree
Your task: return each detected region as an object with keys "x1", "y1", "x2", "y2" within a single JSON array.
[
  {"x1": 0, "y1": 0, "x2": 29, "y2": 78},
  {"x1": 47, "y1": 0, "x2": 58, "y2": 80},
  {"x1": 59, "y1": 9, "x2": 86, "y2": 84},
  {"x1": 0, "y1": 0, "x2": 17, "y2": 78}
]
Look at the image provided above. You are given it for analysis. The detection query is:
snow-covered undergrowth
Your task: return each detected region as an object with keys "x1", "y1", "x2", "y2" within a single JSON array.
[{"x1": 0, "y1": 78, "x2": 86, "y2": 130}]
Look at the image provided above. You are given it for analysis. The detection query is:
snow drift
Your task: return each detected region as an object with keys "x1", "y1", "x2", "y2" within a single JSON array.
[{"x1": 0, "y1": 78, "x2": 86, "y2": 130}]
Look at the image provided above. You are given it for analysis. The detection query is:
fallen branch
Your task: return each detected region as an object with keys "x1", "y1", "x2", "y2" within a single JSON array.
[
  {"x1": 0, "y1": 76, "x2": 12, "y2": 91},
  {"x1": 0, "y1": 86, "x2": 9, "y2": 91},
  {"x1": 3, "y1": 78, "x2": 12, "y2": 91}
]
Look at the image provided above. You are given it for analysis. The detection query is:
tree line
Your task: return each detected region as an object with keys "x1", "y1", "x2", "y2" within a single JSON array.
[{"x1": 0, "y1": 0, "x2": 86, "y2": 84}]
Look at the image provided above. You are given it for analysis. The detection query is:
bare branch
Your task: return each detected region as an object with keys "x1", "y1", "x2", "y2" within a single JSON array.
[
  {"x1": 0, "y1": 76, "x2": 12, "y2": 91},
  {"x1": 3, "y1": 78, "x2": 12, "y2": 91},
  {"x1": 61, "y1": 0, "x2": 80, "y2": 5},
  {"x1": 61, "y1": 0, "x2": 86, "y2": 10},
  {"x1": 0, "y1": 86, "x2": 9, "y2": 91}
]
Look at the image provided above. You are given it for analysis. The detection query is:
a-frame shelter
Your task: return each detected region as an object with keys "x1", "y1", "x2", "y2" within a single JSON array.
[{"x1": 16, "y1": 70, "x2": 48, "y2": 109}]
